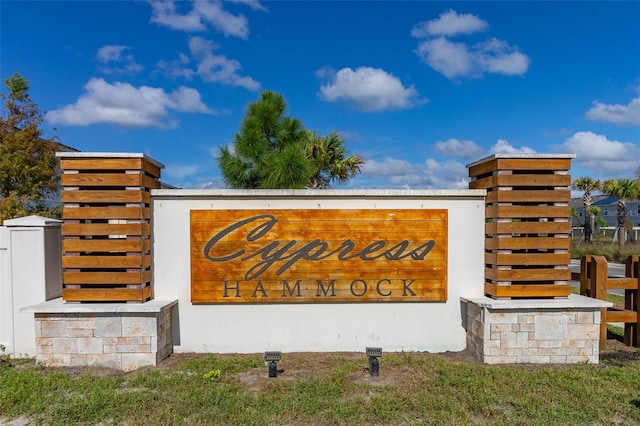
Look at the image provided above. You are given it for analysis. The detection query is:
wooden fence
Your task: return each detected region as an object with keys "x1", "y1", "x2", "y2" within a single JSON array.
[{"x1": 575, "y1": 255, "x2": 640, "y2": 348}]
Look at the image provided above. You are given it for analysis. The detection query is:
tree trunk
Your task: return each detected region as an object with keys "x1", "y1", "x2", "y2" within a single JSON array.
[{"x1": 617, "y1": 199, "x2": 626, "y2": 250}]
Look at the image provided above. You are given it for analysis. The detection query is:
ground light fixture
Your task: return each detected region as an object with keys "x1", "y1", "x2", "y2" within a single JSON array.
[
  {"x1": 264, "y1": 351, "x2": 281, "y2": 378},
  {"x1": 366, "y1": 347, "x2": 382, "y2": 377}
]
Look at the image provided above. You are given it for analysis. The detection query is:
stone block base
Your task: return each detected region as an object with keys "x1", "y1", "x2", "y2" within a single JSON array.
[
  {"x1": 22, "y1": 299, "x2": 177, "y2": 371},
  {"x1": 462, "y1": 295, "x2": 611, "y2": 364}
]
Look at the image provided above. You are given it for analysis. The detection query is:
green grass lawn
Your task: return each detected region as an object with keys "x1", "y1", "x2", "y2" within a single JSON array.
[{"x1": 2, "y1": 348, "x2": 640, "y2": 425}]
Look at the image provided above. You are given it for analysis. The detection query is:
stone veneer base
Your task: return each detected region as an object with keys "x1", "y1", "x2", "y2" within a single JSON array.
[
  {"x1": 21, "y1": 298, "x2": 177, "y2": 371},
  {"x1": 461, "y1": 295, "x2": 612, "y2": 364}
]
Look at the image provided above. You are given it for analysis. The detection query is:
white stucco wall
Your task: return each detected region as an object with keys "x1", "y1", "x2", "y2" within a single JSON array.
[
  {"x1": 0, "y1": 216, "x2": 62, "y2": 357},
  {"x1": 151, "y1": 189, "x2": 485, "y2": 354}
]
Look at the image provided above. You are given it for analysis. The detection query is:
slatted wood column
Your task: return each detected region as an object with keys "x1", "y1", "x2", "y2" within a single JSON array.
[
  {"x1": 468, "y1": 154, "x2": 574, "y2": 299},
  {"x1": 57, "y1": 153, "x2": 163, "y2": 302}
]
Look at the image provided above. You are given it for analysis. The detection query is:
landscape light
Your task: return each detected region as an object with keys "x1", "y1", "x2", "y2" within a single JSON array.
[
  {"x1": 365, "y1": 347, "x2": 382, "y2": 377},
  {"x1": 264, "y1": 351, "x2": 281, "y2": 378}
]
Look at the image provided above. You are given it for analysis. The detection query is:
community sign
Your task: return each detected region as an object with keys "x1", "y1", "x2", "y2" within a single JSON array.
[{"x1": 190, "y1": 209, "x2": 447, "y2": 303}]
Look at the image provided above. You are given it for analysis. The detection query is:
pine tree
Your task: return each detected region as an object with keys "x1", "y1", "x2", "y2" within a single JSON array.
[{"x1": 217, "y1": 90, "x2": 363, "y2": 189}]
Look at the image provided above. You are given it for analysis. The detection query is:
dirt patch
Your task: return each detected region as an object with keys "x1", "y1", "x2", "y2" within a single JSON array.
[{"x1": 599, "y1": 339, "x2": 640, "y2": 366}]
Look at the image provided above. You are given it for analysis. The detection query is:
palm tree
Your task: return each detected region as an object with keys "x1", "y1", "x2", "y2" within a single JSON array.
[
  {"x1": 572, "y1": 177, "x2": 602, "y2": 243},
  {"x1": 304, "y1": 131, "x2": 364, "y2": 189},
  {"x1": 602, "y1": 177, "x2": 640, "y2": 248}
]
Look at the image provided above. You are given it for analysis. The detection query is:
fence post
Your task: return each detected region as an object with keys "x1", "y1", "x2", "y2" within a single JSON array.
[
  {"x1": 580, "y1": 255, "x2": 594, "y2": 297},
  {"x1": 589, "y1": 256, "x2": 608, "y2": 349},
  {"x1": 625, "y1": 255, "x2": 639, "y2": 346}
]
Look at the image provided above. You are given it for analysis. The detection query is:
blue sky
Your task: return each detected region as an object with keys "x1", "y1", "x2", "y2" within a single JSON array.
[{"x1": 2, "y1": 1, "x2": 639, "y2": 190}]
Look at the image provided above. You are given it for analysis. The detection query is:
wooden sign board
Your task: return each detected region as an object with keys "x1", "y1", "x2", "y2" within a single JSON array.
[{"x1": 191, "y1": 209, "x2": 447, "y2": 303}]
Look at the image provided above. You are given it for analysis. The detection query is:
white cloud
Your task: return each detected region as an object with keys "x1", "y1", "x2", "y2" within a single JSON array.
[
  {"x1": 362, "y1": 158, "x2": 416, "y2": 177},
  {"x1": 95, "y1": 45, "x2": 143, "y2": 75},
  {"x1": 165, "y1": 165, "x2": 200, "y2": 180},
  {"x1": 157, "y1": 53, "x2": 196, "y2": 79},
  {"x1": 415, "y1": 37, "x2": 530, "y2": 80},
  {"x1": 96, "y1": 45, "x2": 127, "y2": 63},
  {"x1": 585, "y1": 90, "x2": 640, "y2": 125},
  {"x1": 361, "y1": 157, "x2": 468, "y2": 189},
  {"x1": 148, "y1": 0, "x2": 206, "y2": 32},
  {"x1": 46, "y1": 78, "x2": 213, "y2": 128},
  {"x1": 415, "y1": 38, "x2": 474, "y2": 79},
  {"x1": 189, "y1": 37, "x2": 260, "y2": 90},
  {"x1": 147, "y1": 0, "x2": 264, "y2": 39},
  {"x1": 228, "y1": 0, "x2": 268, "y2": 12},
  {"x1": 434, "y1": 138, "x2": 484, "y2": 159},
  {"x1": 157, "y1": 37, "x2": 260, "y2": 90},
  {"x1": 411, "y1": 10, "x2": 488, "y2": 38},
  {"x1": 193, "y1": 0, "x2": 249, "y2": 39},
  {"x1": 318, "y1": 67, "x2": 423, "y2": 112},
  {"x1": 196, "y1": 178, "x2": 226, "y2": 189},
  {"x1": 561, "y1": 131, "x2": 640, "y2": 175},
  {"x1": 412, "y1": 10, "x2": 530, "y2": 80},
  {"x1": 422, "y1": 158, "x2": 469, "y2": 189},
  {"x1": 476, "y1": 38, "x2": 530, "y2": 76},
  {"x1": 489, "y1": 139, "x2": 535, "y2": 154}
]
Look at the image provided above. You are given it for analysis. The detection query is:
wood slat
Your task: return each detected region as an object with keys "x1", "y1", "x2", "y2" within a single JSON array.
[
  {"x1": 62, "y1": 254, "x2": 152, "y2": 268},
  {"x1": 140, "y1": 160, "x2": 161, "y2": 179},
  {"x1": 485, "y1": 237, "x2": 570, "y2": 250},
  {"x1": 61, "y1": 158, "x2": 145, "y2": 171},
  {"x1": 486, "y1": 205, "x2": 570, "y2": 219},
  {"x1": 62, "y1": 239, "x2": 150, "y2": 253},
  {"x1": 62, "y1": 223, "x2": 150, "y2": 236},
  {"x1": 141, "y1": 174, "x2": 160, "y2": 189},
  {"x1": 485, "y1": 221, "x2": 571, "y2": 235},
  {"x1": 468, "y1": 158, "x2": 571, "y2": 177},
  {"x1": 486, "y1": 267, "x2": 570, "y2": 282},
  {"x1": 485, "y1": 190, "x2": 570, "y2": 204},
  {"x1": 468, "y1": 159, "x2": 499, "y2": 178},
  {"x1": 192, "y1": 282, "x2": 446, "y2": 304},
  {"x1": 191, "y1": 209, "x2": 447, "y2": 222},
  {"x1": 607, "y1": 309, "x2": 638, "y2": 324},
  {"x1": 61, "y1": 173, "x2": 143, "y2": 187},
  {"x1": 192, "y1": 268, "x2": 446, "y2": 281},
  {"x1": 61, "y1": 190, "x2": 150, "y2": 204},
  {"x1": 63, "y1": 206, "x2": 151, "y2": 220},
  {"x1": 494, "y1": 158, "x2": 571, "y2": 172},
  {"x1": 485, "y1": 283, "x2": 571, "y2": 298},
  {"x1": 63, "y1": 270, "x2": 151, "y2": 284},
  {"x1": 606, "y1": 277, "x2": 640, "y2": 290},
  {"x1": 192, "y1": 224, "x2": 446, "y2": 237},
  {"x1": 62, "y1": 286, "x2": 152, "y2": 302},
  {"x1": 485, "y1": 252, "x2": 571, "y2": 266},
  {"x1": 470, "y1": 174, "x2": 571, "y2": 190},
  {"x1": 60, "y1": 158, "x2": 161, "y2": 178}
]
